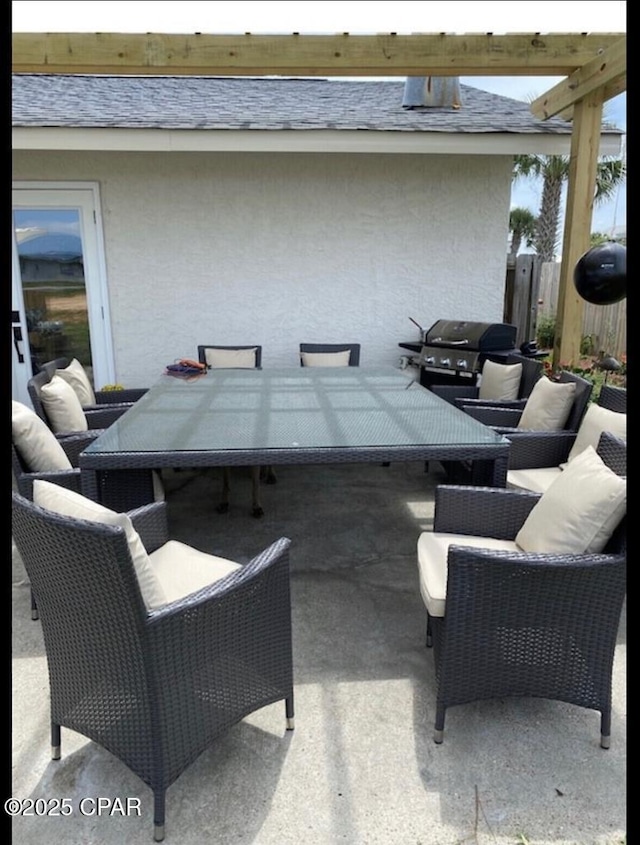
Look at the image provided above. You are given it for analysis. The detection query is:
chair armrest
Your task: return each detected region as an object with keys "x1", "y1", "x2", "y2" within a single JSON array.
[
  {"x1": 598, "y1": 385, "x2": 627, "y2": 413},
  {"x1": 430, "y1": 385, "x2": 479, "y2": 406},
  {"x1": 56, "y1": 430, "x2": 103, "y2": 466},
  {"x1": 83, "y1": 405, "x2": 131, "y2": 428},
  {"x1": 16, "y1": 469, "x2": 82, "y2": 500},
  {"x1": 94, "y1": 388, "x2": 148, "y2": 404},
  {"x1": 461, "y1": 405, "x2": 523, "y2": 427},
  {"x1": 434, "y1": 485, "x2": 539, "y2": 539},
  {"x1": 128, "y1": 501, "x2": 169, "y2": 552},
  {"x1": 83, "y1": 401, "x2": 134, "y2": 414},
  {"x1": 148, "y1": 536, "x2": 292, "y2": 620},
  {"x1": 454, "y1": 396, "x2": 527, "y2": 411},
  {"x1": 144, "y1": 537, "x2": 293, "y2": 742},
  {"x1": 503, "y1": 431, "x2": 576, "y2": 469},
  {"x1": 596, "y1": 431, "x2": 627, "y2": 476}
]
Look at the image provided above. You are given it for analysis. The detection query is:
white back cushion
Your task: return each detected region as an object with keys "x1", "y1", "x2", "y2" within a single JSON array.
[
  {"x1": 567, "y1": 402, "x2": 627, "y2": 463},
  {"x1": 40, "y1": 375, "x2": 88, "y2": 432},
  {"x1": 478, "y1": 360, "x2": 522, "y2": 401},
  {"x1": 204, "y1": 347, "x2": 257, "y2": 368},
  {"x1": 517, "y1": 376, "x2": 576, "y2": 431},
  {"x1": 33, "y1": 480, "x2": 168, "y2": 612},
  {"x1": 12, "y1": 401, "x2": 72, "y2": 471},
  {"x1": 300, "y1": 350, "x2": 351, "y2": 367},
  {"x1": 55, "y1": 358, "x2": 96, "y2": 406},
  {"x1": 515, "y1": 445, "x2": 626, "y2": 555}
]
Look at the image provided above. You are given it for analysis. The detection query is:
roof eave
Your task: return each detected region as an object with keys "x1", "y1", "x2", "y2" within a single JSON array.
[{"x1": 11, "y1": 127, "x2": 623, "y2": 157}]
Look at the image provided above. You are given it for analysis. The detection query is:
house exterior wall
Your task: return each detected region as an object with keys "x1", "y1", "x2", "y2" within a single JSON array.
[{"x1": 12, "y1": 150, "x2": 513, "y2": 387}]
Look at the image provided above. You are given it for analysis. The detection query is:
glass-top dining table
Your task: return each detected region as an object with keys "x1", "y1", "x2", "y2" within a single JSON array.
[{"x1": 79, "y1": 366, "x2": 510, "y2": 508}]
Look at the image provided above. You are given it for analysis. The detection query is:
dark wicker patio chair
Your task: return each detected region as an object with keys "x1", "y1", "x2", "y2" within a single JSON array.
[
  {"x1": 12, "y1": 399, "x2": 103, "y2": 620},
  {"x1": 28, "y1": 367, "x2": 131, "y2": 432},
  {"x1": 195, "y1": 344, "x2": 274, "y2": 516},
  {"x1": 505, "y1": 387, "x2": 627, "y2": 492},
  {"x1": 299, "y1": 343, "x2": 361, "y2": 366},
  {"x1": 41, "y1": 356, "x2": 148, "y2": 405},
  {"x1": 12, "y1": 488, "x2": 294, "y2": 842},
  {"x1": 26, "y1": 369, "x2": 161, "y2": 511},
  {"x1": 417, "y1": 431, "x2": 626, "y2": 748},
  {"x1": 460, "y1": 370, "x2": 593, "y2": 433},
  {"x1": 430, "y1": 353, "x2": 543, "y2": 409},
  {"x1": 11, "y1": 415, "x2": 97, "y2": 501},
  {"x1": 439, "y1": 371, "x2": 593, "y2": 484},
  {"x1": 197, "y1": 344, "x2": 262, "y2": 369}
]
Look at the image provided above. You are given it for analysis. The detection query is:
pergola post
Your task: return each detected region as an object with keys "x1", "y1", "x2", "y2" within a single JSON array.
[{"x1": 553, "y1": 88, "x2": 605, "y2": 368}]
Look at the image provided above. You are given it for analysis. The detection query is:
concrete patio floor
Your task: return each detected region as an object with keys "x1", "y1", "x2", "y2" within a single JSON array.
[{"x1": 12, "y1": 461, "x2": 626, "y2": 845}]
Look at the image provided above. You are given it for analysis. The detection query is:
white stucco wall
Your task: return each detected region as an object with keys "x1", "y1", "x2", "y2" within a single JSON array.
[{"x1": 13, "y1": 150, "x2": 513, "y2": 387}]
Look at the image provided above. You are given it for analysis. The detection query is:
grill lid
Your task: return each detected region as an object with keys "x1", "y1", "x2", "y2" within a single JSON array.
[{"x1": 424, "y1": 320, "x2": 517, "y2": 351}]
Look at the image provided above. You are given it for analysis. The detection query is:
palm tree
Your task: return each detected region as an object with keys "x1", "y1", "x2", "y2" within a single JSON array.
[
  {"x1": 508, "y1": 207, "x2": 537, "y2": 259},
  {"x1": 512, "y1": 154, "x2": 626, "y2": 262}
]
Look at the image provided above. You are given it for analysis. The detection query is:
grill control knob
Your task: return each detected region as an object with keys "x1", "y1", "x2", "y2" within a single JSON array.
[
  {"x1": 424, "y1": 355, "x2": 436, "y2": 365},
  {"x1": 457, "y1": 359, "x2": 468, "y2": 369},
  {"x1": 439, "y1": 357, "x2": 451, "y2": 368}
]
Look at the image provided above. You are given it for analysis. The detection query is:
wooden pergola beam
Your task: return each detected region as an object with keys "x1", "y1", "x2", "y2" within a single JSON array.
[
  {"x1": 11, "y1": 31, "x2": 623, "y2": 77},
  {"x1": 556, "y1": 73, "x2": 627, "y2": 120},
  {"x1": 530, "y1": 37, "x2": 626, "y2": 118}
]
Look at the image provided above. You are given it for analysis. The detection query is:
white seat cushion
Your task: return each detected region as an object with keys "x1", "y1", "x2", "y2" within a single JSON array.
[
  {"x1": 515, "y1": 445, "x2": 626, "y2": 555},
  {"x1": 33, "y1": 479, "x2": 168, "y2": 612},
  {"x1": 417, "y1": 532, "x2": 518, "y2": 618},
  {"x1": 300, "y1": 350, "x2": 351, "y2": 367},
  {"x1": 507, "y1": 466, "x2": 562, "y2": 494},
  {"x1": 39, "y1": 375, "x2": 88, "y2": 432},
  {"x1": 478, "y1": 359, "x2": 522, "y2": 401},
  {"x1": 55, "y1": 358, "x2": 96, "y2": 407},
  {"x1": 566, "y1": 402, "x2": 627, "y2": 463},
  {"x1": 517, "y1": 376, "x2": 576, "y2": 431},
  {"x1": 12, "y1": 400, "x2": 72, "y2": 471},
  {"x1": 204, "y1": 347, "x2": 258, "y2": 368},
  {"x1": 149, "y1": 540, "x2": 241, "y2": 603}
]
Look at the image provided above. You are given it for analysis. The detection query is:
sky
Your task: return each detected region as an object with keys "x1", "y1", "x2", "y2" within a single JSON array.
[{"x1": 12, "y1": 0, "x2": 627, "y2": 239}]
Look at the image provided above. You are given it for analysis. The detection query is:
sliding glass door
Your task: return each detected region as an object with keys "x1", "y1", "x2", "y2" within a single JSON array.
[{"x1": 12, "y1": 183, "x2": 114, "y2": 403}]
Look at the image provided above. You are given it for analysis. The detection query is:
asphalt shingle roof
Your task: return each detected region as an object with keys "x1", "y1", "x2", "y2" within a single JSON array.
[{"x1": 12, "y1": 74, "x2": 577, "y2": 135}]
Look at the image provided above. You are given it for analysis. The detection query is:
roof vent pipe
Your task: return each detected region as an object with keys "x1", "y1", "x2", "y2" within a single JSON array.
[{"x1": 402, "y1": 76, "x2": 462, "y2": 109}]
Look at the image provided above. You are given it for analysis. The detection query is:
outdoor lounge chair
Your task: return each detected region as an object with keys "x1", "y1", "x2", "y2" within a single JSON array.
[
  {"x1": 299, "y1": 343, "x2": 361, "y2": 367},
  {"x1": 417, "y1": 431, "x2": 626, "y2": 748},
  {"x1": 12, "y1": 482, "x2": 294, "y2": 842}
]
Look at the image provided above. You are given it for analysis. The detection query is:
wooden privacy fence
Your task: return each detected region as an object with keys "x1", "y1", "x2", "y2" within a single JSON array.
[{"x1": 504, "y1": 256, "x2": 627, "y2": 359}]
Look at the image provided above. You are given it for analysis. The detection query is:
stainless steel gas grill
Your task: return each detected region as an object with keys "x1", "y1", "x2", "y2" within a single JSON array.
[{"x1": 399, "y1": 319, "x2": 519, "y2": 388}]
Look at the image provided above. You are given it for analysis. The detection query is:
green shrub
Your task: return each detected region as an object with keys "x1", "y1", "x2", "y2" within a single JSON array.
[{"x1": 535, "y1": 314, "x2": 556, "y2": 349}]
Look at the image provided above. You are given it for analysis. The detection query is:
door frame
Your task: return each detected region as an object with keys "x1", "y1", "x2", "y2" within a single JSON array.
[{"x1": 11, "y1": 181, "x2": 115, "y2": 399}]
